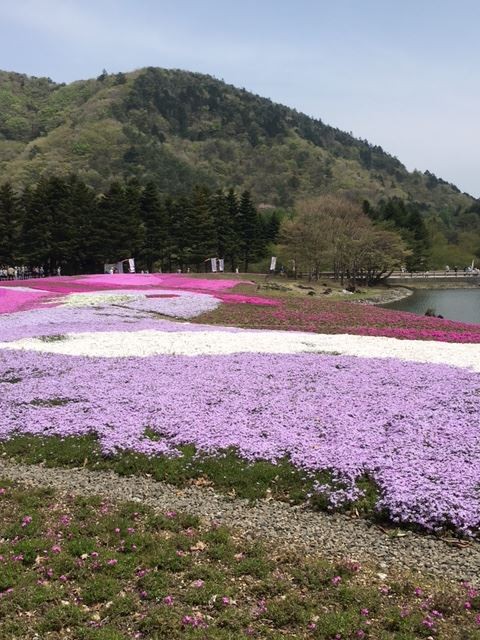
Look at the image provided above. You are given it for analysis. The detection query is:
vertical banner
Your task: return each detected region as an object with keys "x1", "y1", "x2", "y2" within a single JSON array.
[
  {"x1": 128, "y1": 258, "x2": 135, "y2": 273},
  {"x1": 218, "y1": 258, "x2": 224, "y2": 272},
  {"x1": 211, "y1": 257, "x2": 217, "y2": 272},
  {"x1": 270, "y1": 256, "x2": 277, "y2": 272}
]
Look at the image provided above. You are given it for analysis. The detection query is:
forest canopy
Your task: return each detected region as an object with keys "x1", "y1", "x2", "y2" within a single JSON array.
[{"x1": 0, "y1": 176, "x2": 279, "y2": 274}]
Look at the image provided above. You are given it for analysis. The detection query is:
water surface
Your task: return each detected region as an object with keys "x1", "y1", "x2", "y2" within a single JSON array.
[{"x1": 383, "y1": 288, "x2": 480, "y2": 324}]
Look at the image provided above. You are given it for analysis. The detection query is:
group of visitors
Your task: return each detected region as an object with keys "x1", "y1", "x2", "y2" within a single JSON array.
[
  {"x1": 445, "y1": 265, "x2": 480, "y2": 276},
  {"x1": 0, "y1": 265, "x2": 46, "y2": 280}
]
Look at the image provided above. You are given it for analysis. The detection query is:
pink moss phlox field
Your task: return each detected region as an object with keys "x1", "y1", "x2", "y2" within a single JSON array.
[
  {"x1": 76, "y1": 273, "x2": 245, "y2": 292},
  {"x1": 208, "y1": 297, "x2": 480, "y2": 343},
  {"x1": 0, "y1": 287, "x2": 56, "y2": 314},
  {"x1": 1, "y1": 349, "x2": 479, "y2": 534},
  {"x1": 213, "y1": 293, "x2": 281, "y2": 306},
  {"x1": 0, "y1": 274, "x2": 248, "y2": 297},
  {"x1": 4, "y1": 276, "x2": 480, "y2": 342},
  {"x1": 0, "y1": 275, "x2": 281, "y2": 315}
]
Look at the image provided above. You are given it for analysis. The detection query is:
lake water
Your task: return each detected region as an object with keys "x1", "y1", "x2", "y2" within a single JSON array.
[{"x1": 383, "y1": 288, "x2": 480, "y2": 324}]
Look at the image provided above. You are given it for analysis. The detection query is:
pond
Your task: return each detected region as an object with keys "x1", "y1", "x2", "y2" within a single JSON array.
[{"x1": 382, "y1": 288, "x2": 480, "y2": 324}]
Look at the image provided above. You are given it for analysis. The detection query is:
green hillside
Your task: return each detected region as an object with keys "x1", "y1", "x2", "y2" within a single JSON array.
[{"x1": 0, "y1": 67, "x2": 474, "y2": 213}]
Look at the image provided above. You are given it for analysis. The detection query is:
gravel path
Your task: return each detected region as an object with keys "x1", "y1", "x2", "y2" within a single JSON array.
[{"x1": 1, "y1": 459, "x2": 478, "y2": 584}]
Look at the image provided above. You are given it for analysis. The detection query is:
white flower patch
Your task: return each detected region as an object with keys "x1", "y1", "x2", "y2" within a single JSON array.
[
  {"x1": 59, "y1": 289, "x2": 221, "y2": 319},
  {"x1": 1, "y1": 329, "x2": 480, "y2": 371},
  {"x1": 0, "y1": 286, "x2": 47, "y2": 293},
  {"x1": 62, "y1": 293, "x2": 137, "y2": 307}
]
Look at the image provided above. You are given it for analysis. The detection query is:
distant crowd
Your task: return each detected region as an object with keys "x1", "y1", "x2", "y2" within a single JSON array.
[
  {"x1": 0, "y1": 265, "x2": 48, "y2": 280},
  {"x1": 444, "y1": 265, "x2": 480, "y2": 276},
  {"x1": 397, "y1": 265, "x2": 480, "y2": 277}
]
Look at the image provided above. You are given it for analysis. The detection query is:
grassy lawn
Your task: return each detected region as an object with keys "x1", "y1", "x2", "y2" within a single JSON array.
[
  {"x1": 224, "y1": 275, "x2": 388, "y2": 301},
  {"x1": 1, "y1": 478, "x2": 479, "y2": 640}
]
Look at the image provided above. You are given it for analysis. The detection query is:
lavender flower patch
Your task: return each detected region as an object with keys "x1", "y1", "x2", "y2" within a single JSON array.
[
  {"x1": 0, "y1": 305, "x2": 238, "y2": 343},
  {"x1": 1, "y1": 349, "x2": 479, "y2": 534}
]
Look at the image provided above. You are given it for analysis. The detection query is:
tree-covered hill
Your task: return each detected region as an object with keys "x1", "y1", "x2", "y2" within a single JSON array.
[{"x1": 0, "y1": 67, "x2": 474, "y2": 213}]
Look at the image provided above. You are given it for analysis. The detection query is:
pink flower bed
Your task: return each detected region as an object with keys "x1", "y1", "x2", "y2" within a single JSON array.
[
  {"x1": 0, "y1": 287, "x2": 55, "y2": 314},
  {"x1": 75, "y1": 273, "x2": 244, "y2": 292},
  {"x1": 214, "y1": 293, "x2": 281, "y2": 306},
  {"x1": 3, "y1": 276, "x2": 480, "y2": 343},
  {"x1": 0, "y1": 275, "x2": 277, "y2": 315},
  {"x1": 200, "y1": 296, "x2": 480, "y2": 343}
]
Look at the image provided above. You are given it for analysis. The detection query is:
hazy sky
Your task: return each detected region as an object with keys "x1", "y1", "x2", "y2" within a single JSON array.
[{"x1": 0, "y1": 0, "x2": 478, "y2": 197}]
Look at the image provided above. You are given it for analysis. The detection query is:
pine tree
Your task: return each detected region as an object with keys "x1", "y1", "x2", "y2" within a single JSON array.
[
  {"x1": 225, "y1": 188, "x2": 241, "y2": 270},
  {"x1": 19, "y1": 181, "x2": 53, "y2": 269},
  {"x1": 264, "y1": 211, "x2": 281, "y2": 243},
  {"x1": 238, "y1": 190, "x2": 260, "y2": 272},
  {"x1": 209, "y1": 190, "x2": 237, "y2": 267},
  {"x1": 185, "y1": 186, "x2": 217, "y2": 270},
  {"x1": 124, "y1": 179, "x2": 145, "y2": 257},
  {"x1": 167, "y1": 196, "x2": 189, "y2": 270},
  {"x1": 97, "y1": 182, "x2": 144, "y2": 263},
  {"x1": 0, "y1": 182, "x2": 19, "y2": 264},
  {"x1": 139, "y1": 181, "x2": 168, "y2": 271},
  {"x1": 68, "y1": 176, "x2": 99, "y2": 273},
  {"x1": 44, "y1": 176, "x2": 77, "y2": 273}
]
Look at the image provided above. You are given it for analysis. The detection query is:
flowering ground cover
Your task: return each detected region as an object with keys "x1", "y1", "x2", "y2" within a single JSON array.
[
  {"x1": 2, "y1": 329, "x2": 480, "y2": 370},
  {"x1": 1, "y1": 479, "x2": 479, "y2": 640},
  {"x1": 3, "y1": 274, "x2": 480, "y2": 342},
  {"x1": 1, "y1": 275, "x2": 480, "y2": 536},
  {"x1": 0, "y1": 274, "x2": 279, "y2": 318},
  {"x1": 59, "y1": 289, "x2": 222, "y2": 319},
  {"x1": 1, "y1": 345, "x2": 480, "y2": 533},
  {"x1": 0, "y1": 286, "x2": 54, "y2": 314},
  {"x1": 197, "y1": 294, "x2": 480, "y2": 343},
  {"x1": 0, "y1": 273, "x2": 250, "y2": 299}
]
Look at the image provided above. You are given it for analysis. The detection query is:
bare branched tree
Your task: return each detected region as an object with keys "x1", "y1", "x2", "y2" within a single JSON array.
[{"x1": 279, "y1": 195, "x2": 408, "y2": 284}]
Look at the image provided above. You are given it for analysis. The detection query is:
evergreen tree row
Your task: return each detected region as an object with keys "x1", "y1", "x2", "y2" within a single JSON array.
[{"x1": 0, "y1": 176, "x2": 280, "y2": 274}]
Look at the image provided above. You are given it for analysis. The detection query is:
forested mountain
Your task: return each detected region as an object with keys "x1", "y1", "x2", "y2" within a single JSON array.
[
  {"x1": 0, "y1": 67, "x2": 474, "y2": 210},
  {"x1": 1, "y1": 66, "x2": 479, "y2": 267}
]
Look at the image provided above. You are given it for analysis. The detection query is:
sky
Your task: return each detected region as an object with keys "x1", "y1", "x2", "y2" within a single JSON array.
[{"x1": 0, "y1": 0, "x2": 478, "y2": 197}]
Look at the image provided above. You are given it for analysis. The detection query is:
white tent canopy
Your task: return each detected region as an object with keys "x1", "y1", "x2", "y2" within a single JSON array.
[{"x1": 104, "y1": 258, "x2": 135, "y2": 274}]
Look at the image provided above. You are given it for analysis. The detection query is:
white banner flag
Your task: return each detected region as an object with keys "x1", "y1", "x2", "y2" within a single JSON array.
[
  {"x1": 128, "y1": 258, "x2": 135, "y2": 273},
  {"x1": 218, "y1": 258, "x2": 224, "y2": 272},
  {"x1": 270, "y1": 256, "x2": 277, "y2": 271},
  {"x1": 211, "y1": 257, "x2": 217, "y2": 272}
]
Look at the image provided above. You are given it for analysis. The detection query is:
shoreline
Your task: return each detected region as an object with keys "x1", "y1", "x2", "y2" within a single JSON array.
[
  {"x1": 362, "y1": 280, "x2": 480, "y2": 306},
  {"x1": 359, "y1": 286, "x2": 414, "y2": 305}
]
